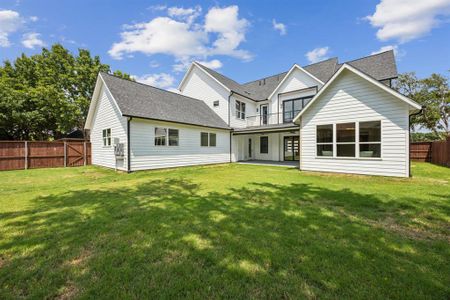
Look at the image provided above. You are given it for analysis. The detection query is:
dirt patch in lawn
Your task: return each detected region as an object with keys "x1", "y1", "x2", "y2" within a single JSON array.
[{"x1": 56, "y1": 281, "x2": 78, "y2": 300}]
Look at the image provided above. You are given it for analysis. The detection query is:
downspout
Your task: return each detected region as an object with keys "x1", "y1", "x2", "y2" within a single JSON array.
[
  {"x1": 408, "y1": 107, "x2": 424, "y2": 177},
  {"x1": 127, "y1": 117, "x2": 132, "y2": 173},
  {"x1": 228, "y1": 92, "x2": 233, "y2": 162}
]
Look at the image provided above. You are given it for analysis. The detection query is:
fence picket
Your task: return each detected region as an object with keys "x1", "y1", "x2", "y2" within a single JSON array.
[{"x1": 0, "y1": 141, "x2": 91, "y2": 171}]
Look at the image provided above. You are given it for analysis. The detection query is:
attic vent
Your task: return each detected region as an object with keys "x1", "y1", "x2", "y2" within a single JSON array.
[{"x1": 213, "y1": 100, "x2": 219, "y2": 107}]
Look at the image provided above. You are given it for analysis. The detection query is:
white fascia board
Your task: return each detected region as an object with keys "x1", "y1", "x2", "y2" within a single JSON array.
[
  {"x1": 267, "y1": 64, "x2": 324, "y2": 100},
  {"x1": 84, "y1": 73, "x2": 124, "y2": 129},
  {"x1": 178, "y1": 62, "x2": 231, "y2": 94},
  {"x1": 293, "y1": 64, "x2": 422, "y2": 123}
]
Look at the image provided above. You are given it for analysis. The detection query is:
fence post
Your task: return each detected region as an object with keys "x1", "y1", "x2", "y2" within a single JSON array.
[
  {"x1": 64, "y1": 141, "x2": 67, "y2": 167},
  {"x1": 83, "y1": 141, "x2": 87, "y2": 166},
  {"x1": 447, "y1": 135, "x2": 450, "y2": 167},
  {"x1": 24, "y1": 141, "x2": 28, "y2": 170}
]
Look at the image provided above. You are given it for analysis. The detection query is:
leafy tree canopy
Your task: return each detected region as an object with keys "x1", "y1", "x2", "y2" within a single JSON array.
[
  {"x1": 394, "y1": 71, "x2": 450, "y2": 135},
  {"x1": 0, "y1": 44, "x2": 132, "y2": 140}
]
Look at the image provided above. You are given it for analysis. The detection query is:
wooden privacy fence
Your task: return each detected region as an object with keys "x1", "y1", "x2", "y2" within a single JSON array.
[
  {"x1": 410, "y1": 136, "x2": 450, "y2": 167},
  {"x1": 0, "y1": 141, "x2": 91, "y2": 171}
]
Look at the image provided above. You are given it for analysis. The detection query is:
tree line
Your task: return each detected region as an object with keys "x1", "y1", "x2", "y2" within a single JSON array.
[
  {"x1": 0, "y1": 44, "x2": 448, "y2": 141},
  {"x1": 0, "y1": 44, "x2": 132, "y2": 140},
  {"x1": 394, "y1": 72, "x2": 449, "y2": 140}
]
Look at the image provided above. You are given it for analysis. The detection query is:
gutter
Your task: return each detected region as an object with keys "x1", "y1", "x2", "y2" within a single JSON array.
[{"x1": 408, "y1": 107, "x2": 424, "y2": 177}]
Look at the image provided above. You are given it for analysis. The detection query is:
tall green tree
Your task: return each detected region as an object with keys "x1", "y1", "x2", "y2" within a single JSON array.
[
  {"x1": 395, "y1": 72, "x2": 449, "y2": 135},
  {"x1": 0, "y1": 44, "x2": 132, "y2": 140}
]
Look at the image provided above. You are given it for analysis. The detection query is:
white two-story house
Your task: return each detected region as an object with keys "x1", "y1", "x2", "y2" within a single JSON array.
[{"x1": 85, "y1": 50, "x2": 422, "y2": 177}]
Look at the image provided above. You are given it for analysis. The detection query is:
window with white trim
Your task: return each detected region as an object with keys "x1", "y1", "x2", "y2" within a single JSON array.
[
  {"x1": 316, "y1": 125, "x2": 333, "y2": 156},
  {"x1": 102, "y1": 128, "x2": 111, "y2": 147},
  {"x1": 235, "y1": 100, "x2": 246, "y2": 120},
  {"x1": 200, "y1": 132, "x2": 216, "y2": 147},
  {"x1": 155, "y1": 128, "x2": 179, "y2": 146},
  {"x1": 168, "y1": 129, "x2": 179, "y2": 146},
  {"x1": 336, "y1": 122, "x2": 355, "y2": 157},
  {"x1": 359, "y1": 121, "x2": 381, "y2": 157},
  {"x1": 316, "y1": 121, "x2": 382, "y2": 158}
]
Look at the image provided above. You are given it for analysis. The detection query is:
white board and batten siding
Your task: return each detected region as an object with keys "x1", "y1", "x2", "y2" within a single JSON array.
[
  {"x1": 90, "y1": 85, "x2": 128, "y2": 171},
  {"x1": 130, "y1": 118, "x2": 230, "y2": 171},
  {"x1": 300, "y1": 69, "x2": 410, "y2": 177}
]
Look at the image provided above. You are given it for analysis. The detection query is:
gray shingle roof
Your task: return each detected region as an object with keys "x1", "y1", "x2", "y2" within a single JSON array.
[
  {"x1": 195, "y1": 50, "x2": 397, "y2": 102},
  {"x1": 100, "y1": 72, "x2": 230, "y2": 130}
]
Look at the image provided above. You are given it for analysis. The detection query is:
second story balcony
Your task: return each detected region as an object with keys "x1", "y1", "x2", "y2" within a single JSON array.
[{"x1": 246, "y1": 111, "x2": 301, "y2": 128}]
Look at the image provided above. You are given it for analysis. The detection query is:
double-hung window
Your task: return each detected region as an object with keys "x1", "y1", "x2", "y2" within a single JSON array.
[
  {"x1": 201, "y1": 132, "x2": 216, "y2": 147},
  {"x1": 336, "y1": 123, "x2": 356, "y2": 157},
  {"x1": 102, "y1": 128, "x2": 111, "y2": 147},
  {"x1": 235, "y1": 100, "x2": 246, "y2": 120},
  {"x1": 359, "y1": 121, "x2": 381, "y2": 157},
  {"x1": 316, "y1": 125, "x2": 333, "y2": 156},
  {"x1": 155, "y1": 128, "x2": 179, "y2": 146}
]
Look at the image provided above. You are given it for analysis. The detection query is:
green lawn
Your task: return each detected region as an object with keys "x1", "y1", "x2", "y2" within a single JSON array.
[{"x1": 0, "y1": 163, "x2": 449, "y2": 299}]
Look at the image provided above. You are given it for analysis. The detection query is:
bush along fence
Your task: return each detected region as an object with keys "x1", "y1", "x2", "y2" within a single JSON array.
[
  {"x1": 410, "y1": 135, "x2": 450, "y2": 167},
  {"x1": 0, "y1": 141, "x2": 91, "y2": 171}
]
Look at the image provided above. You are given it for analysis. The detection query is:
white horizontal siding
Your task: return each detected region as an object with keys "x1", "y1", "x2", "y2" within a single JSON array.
[
  {"x1": 130, "y1": 119, "x2": 230, "y2": 171},
  {"x1": 90, "y1": 85, "x2": 127, "y2": 171},
  {"x1": 270, "y1": 68, "x2": 323, "y2": 115},
  {"x1": 300, "y1": 69, "x2": 410, "y2": 177},
  {"x1": 180, "y1": 66, "x2": 230, "y2": 125}
]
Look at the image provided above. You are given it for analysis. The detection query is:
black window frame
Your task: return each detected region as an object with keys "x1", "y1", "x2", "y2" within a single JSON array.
[
  {"x1": 316, "y1": 124, "x2": 333, "y2": 157},
  {"x1": 282, "y1": 96, "x2": 313, "y2": 123},
  {"x1": 260, "y1": 136, "x2": 269, "y2": 154}
]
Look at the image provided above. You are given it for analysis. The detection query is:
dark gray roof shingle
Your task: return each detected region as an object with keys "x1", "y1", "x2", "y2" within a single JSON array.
[
  {"x1": 195, "y1": 50, "x2": 397, "y2": 102},
  {"x1": 100, "y1": 72, "x2": 230, "y2": 130}
]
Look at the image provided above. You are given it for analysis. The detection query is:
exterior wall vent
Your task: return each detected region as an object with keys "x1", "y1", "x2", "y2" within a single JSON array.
[{"x1": 213, "y1": 100, "x2": 220, "y2": 107}]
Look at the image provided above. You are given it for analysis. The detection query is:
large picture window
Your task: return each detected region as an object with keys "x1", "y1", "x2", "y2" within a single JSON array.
[
  {"x1": 201, "y1": 132, "x2": 216, "y2": 147},
  {"x1": 316, "y1": 124, "x2": 333, "y2": 156},
  {"x1": 235, "y1": 100, "x2": 246, "y2": 120},
  {"x1": 260, "y1": 136, "x2": 268, "y2": 154},
  {"x1": 336, "y1": 123, "x2": 355, "y2": 157},
  {"x1": 102, "y1": 128, "x2": 111, "y2": 147},
  {"x1": 283, "y1": 96, "x2": 313, "y2": 123},
  {"x1": 359, "y1": 121, "x2": 381, "y2": 157},
  {"x1": 316, "y1": 121, "x2": 382, "y2": 158}
]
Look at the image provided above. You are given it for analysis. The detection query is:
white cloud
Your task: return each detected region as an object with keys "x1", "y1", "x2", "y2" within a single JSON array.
[
  {"x1": 29, "y1": 16, "x2": 38, "y2": 22},
  {"x1": 133, "y1": 73, "x2": 176, "y2": 89},
  {"x1": 305, "y1": 47, "x2": 330, "y2": 64},
  {"x1": 272, "y1": 19, "x2": 286, "y2": 35},
  {"x1": 366, "y1": 0, "x2": 450, "y2": 43},
  {"x1": 0, "y1": 10, "x2": 22, "y2": 47},
  {"x1": 21, "y1": 32, "x2": 46, "y2": 49},
  {"x1": 109, "y1": 5, "x2": 252, "y2": 69},
  {"x1": 147, "y1": 5, "x2": 167, "y2": 11},
  {"x1": 205, "y1": 5, "x2": 251, "y2": 60},
  {"x1": 168, "y1": 6, "x2": 202, "y2": 24},
  {"x1": 197, "y1": 59, "x2": 223, "y2": 69},
  {"x1": 108, "y1": 17, "x2": 208, "y2": 60}
]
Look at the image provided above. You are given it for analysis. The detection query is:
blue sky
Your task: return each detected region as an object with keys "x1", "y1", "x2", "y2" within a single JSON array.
[{"x1": 1, "y1": 0, "x2": 449, "y2": 90}]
